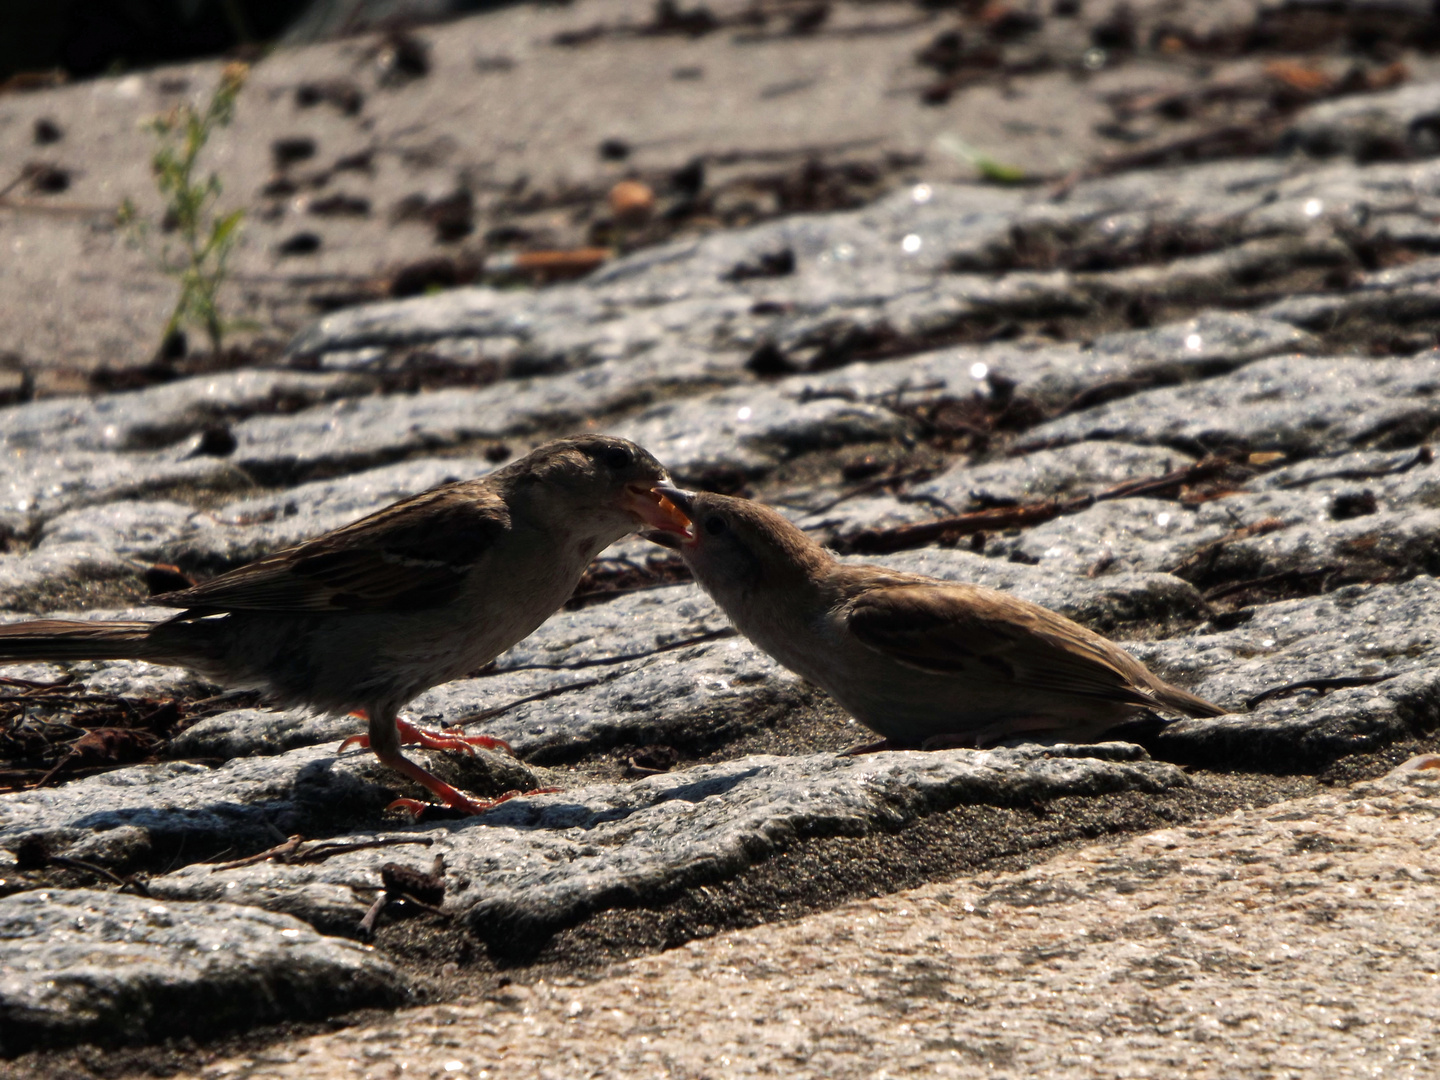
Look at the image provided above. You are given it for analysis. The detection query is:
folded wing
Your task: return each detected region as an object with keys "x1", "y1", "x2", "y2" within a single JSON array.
[
  {"x1": 157, "y1": 483, "x2": 509, "y2": 615},
  {"x1": 844, "y1": 583, "x2": 1163, "y2": 711}
]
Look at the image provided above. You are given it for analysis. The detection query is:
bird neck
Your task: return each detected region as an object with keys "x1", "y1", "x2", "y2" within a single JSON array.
[{"x1": 742, "y1": 535, "x2": 838, "y2": 614}]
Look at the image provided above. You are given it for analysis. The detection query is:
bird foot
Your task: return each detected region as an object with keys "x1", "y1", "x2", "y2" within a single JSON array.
[
  {"x1": 385, "y1": 787, "x2": 563, "y2": 818},
  {"x1": 338, "y1": 715, "x2": 513, "y2": 756}
]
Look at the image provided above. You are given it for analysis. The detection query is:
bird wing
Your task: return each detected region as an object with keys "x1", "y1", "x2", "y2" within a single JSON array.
[
  {"x1": 157, "y1": 483, "x2": 510, "y2": 614},
  {"x1": 844, "y1": 583, "x2": 1159, "y2": 709}
]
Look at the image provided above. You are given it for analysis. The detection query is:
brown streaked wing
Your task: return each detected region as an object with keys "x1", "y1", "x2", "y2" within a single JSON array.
[
  {"x1": 844, "y1": 584, "x2": 1158, "y2": 708},
  {"x1": 155, "y1": 484, "x2": 509, "y2": 614}
]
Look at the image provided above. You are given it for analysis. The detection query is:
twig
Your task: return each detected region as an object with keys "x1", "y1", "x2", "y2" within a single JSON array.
[
  {"x1": 285, "y1": 836, "x2": 435, "y2": 865},
  {"x1": 837, "y1": 454, "x2": 1264, "y2": 556},
  {"x1": 1276, "y1": 447, "x2": 1433, "y2": 489},
  {"x1": 204, "y1": 834, "x2": 432, "y2": 871},
  {"x1": 1092, "y1": 454, "x2": 1247, "y2": 502},
  {"x1": 1246, "y1": 674, "x2": 1395, "y2": 711},
  {"x1": 494, "y1": 628, "x2": 737, "y2": 672},
  {"x1": 1202, "y1": 566, "x2": 1334, "y2": 603},
  {"x1": 840, "y1": 497, "x2": 1093, "y2": 555},
  {"x1": 45, "y1": 854, "x2": 151, "y2": 896},
  {"x1": 0, "y1": 674, "x2": 75, "y2": 692},
  {"x1": 792, "y1": 468, "x2": 940, "y2": 518},
  {"x1": 454, "y1": 677, "x2": 606, "y2": 725}
]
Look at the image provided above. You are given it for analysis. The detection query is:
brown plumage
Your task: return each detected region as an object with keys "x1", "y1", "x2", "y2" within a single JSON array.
[
  {"x1": 0, "y1": 436, "x2": 692, "y2": 812},
  {"x1": 653, "y1": 487, "x2": 1226, "y2": 751}
]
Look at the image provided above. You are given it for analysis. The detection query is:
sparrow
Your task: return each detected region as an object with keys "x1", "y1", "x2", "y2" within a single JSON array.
[
  {"x1": 650, "y1": 487, "x2": 1226, "y2": 751},
  {"x1": 0, "y1": 436, "x2": 692, "y2": 813}
]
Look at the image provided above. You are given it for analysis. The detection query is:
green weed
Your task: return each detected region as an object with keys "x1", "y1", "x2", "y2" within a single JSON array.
[{"x1": 120, "y1": 62, "x2": 249, "y2": 357}]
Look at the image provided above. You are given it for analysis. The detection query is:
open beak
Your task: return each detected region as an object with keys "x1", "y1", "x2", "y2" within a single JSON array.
[
  {"x1": 648, "y1": 483, "x2": 700, "y2": 547},
  {"x1": 623, "y1": 483, "x2": 693, "y2": 538}
]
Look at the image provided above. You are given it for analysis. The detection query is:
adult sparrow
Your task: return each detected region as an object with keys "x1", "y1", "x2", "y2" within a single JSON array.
[
  {"x1": 0, "y1": 436, "x2": 692, "y2": 812},
  {"x1": 651, "y1": 487, "x2": 1225, "y2": 750}
]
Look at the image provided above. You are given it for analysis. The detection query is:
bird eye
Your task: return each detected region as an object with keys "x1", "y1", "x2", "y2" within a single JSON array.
[
  {"x1": 704, "y1": 514, "x2": 728, "y2": 536},
  {"x1": 600, "y1": 445, "x2": 634, "y2": 470}
]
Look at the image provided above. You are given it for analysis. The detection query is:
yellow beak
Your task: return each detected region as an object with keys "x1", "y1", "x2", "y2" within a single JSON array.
[{"x1": 623, "y1": 484, "x2": 693, "y2": 537}]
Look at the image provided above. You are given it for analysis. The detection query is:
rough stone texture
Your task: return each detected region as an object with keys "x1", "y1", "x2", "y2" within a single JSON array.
[
  {"x1": 0, "y1": 544, "x2": 141, "y2": 613},
  {"x1": 147, "y1": 745, "x2": 1184, "y2": 940},
  {"x1": 0, "y1": 889, "x2": 408, "y2": 1056},
  {"x1": 0, "y1": 452, "x2": 249, "y2": 533},
  {"x1": 0, "y1": 371, "x2": 373, "y2": 455},
  {"x1": 0, "y1": 743, "x2": 537, "y2": 871},
  {"x1": 190, "y1": 764, "x2": 1440, "y2": 1080},
  {"x1": 14, "y1": 5, "x2": 1440, "y2": 1060},
  {"x1": 1021, "y1": 354, "x2": 1440, "y2": 457},
  {"x1": 1141, "y1": 578, "x2": 1440, "y2": 768},
  {"x1": 613, "y1": 387, "x2": 913, "y2": 482},
  {"x1": 169, "y1": 707, "x2": 359, "y2": 761},
  {"x1": 918, "y1": 440, "x2": 1196, "y2": 507}
]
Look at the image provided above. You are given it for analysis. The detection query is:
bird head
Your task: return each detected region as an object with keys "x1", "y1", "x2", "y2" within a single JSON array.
[
  {"x1": 507, "y1": 436, "x2": 693, "y2": 538},
  {"x1": 650, "y1": 486, "x2": 831, "y2": 597}
]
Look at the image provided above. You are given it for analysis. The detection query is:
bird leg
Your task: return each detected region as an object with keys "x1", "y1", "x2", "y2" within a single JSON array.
[
  {"x1": 338, "y1": 711, "x2": 513, "y2": 756},
  {"x1": 345, "y1": 708, "x2": 555, "y2": 817}
]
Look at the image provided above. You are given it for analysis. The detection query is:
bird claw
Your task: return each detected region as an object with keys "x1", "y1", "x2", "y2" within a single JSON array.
[
  {"x1": 385, "y1": 786, "x2": 563, "y2": 818},
  {"x1": 338, "y1": 717, "x2": 514, "y2": 757}
]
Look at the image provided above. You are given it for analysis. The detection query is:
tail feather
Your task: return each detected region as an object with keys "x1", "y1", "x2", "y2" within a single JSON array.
[
  {"x1": 0, "y1": 620, "x2": 156, "y2": 663},
  {"x1": 1151, "y1": 680, "x2": 1229, "y2": 718}
]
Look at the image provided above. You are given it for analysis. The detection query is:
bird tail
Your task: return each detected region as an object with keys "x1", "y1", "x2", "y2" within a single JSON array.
[
  {"x1": 1151, "y1": 681, "x2": 1229, "y2": 718},
  {"x1": 0, "y1": 620, "x2": 157, "y2": 663}
]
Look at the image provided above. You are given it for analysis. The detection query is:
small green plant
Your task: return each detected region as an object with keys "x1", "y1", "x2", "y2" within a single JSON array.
[
  {"x1": 120, "y1": 62, "x2": 249, "y2": 357},
  {"x1": 934, "y1": 133, "x2": 1027, "y2": 185}
]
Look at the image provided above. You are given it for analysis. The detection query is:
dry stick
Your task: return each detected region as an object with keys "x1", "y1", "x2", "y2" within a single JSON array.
[
  {"x1": 454, "y1": 676, "x2": 607, "y2": 726},
  {"x1": 0, "y1": 675, "x2": 75, "y2": 692},
  {"x1": 842, "y1": 454, "x2": 1256, "y2": 555},
  {"x1": 792, "y1": 467, "x2": 942, "y2": 519},
  {"x1": 45, "y1": 854, "x2": 151, "y2": 896},
  {"x1": 1276, "y1": 447, "x2": 1433, "y2": 489},
  {"x1": 207, "y1": 834, "x2": 306, "y2": 869},
  {"x1": 1246, "y1": 674, "x2": 1396, "y2": 711},
  {"x1": 206, "y1": 834, "x2": 434, "y2": 871},
  {"x1": 1091, "y1": 454, "x2": 1246, "y2": 502},
  {"x1": 0, "y1": 691, "x2": 141, "y2": 706},
  {"x1": 1202, "y1": 566, "x2": 1337, "y2": 603},
  {"x1": 496, "y1": 627, "x2": 737, "y2": 673},
  {"x1": 286, "y1": 836, "x2": 437, "y2": 865},
  {"x1": 568, "y1": 580, "x2": 688, "y2": 607},
  {"x1": 843, "y1": 497, "x2": 1091, "y2": 555},
  {"x1": 30, "y1": 749, "x2": 81, "y2": 790}
]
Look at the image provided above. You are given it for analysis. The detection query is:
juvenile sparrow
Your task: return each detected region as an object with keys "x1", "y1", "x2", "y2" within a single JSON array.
[
  {"x1": 0, "y1": 436, "x2": 692, "y2": 813},
  {"x1": 652, "y1": 487, "x2": 1225, "y2": 750}
]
